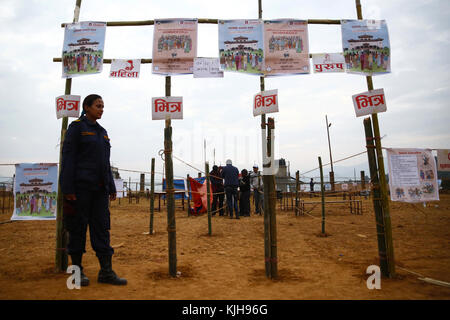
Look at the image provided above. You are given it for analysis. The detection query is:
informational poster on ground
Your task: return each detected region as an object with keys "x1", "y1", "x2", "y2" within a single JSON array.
[
  {"x1": 341, "y1": 19, "x2": 391, "y2": 76},
  {"x1": 387, "y1": 148, "x2": 439, "y2": 202},
  {"x1": 110, "y1": 59, "x2": 141, "y2": 78},
  {"x1": 114, "y1": 179, "x2": 125, "y2": 198},
  {"x1": 152, "y1": 19, "x2": 198, "y2": 75},
  {"x1": 55, "y1": 95, "x2": 81, "y2": 119},
  {"x1": 152, "y1": 96, "x2": 183, "y2": 120},
  {"x1": 352, "y1": 88, "x2": 387, "y2": 117},
  {"x1": 218, "y1": 19, "x2": 264, "y2": 75},
  {"x1": 253, "y1": 89, "x2": 278, "y2": 117},
  {"x1": 62, "y1": 21, "x2": 106, "y2": 78},
  {"x1": 193, "y1": 58, "x2": 224, "y2": 78},
  {"x1": 263, "y1": 19, "x2": 309, "y2": 76},
  {"x1": 437, "y1": 149, "x2": 450, "y2": 172},
  {"x1": 11, "y1": 163, "x2": 58, "y2": 221},
  {"x1": 311, "y1": 53, "x2": 346, "y2": 73}
]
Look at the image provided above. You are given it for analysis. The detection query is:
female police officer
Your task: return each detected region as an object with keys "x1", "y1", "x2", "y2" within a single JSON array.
[{"x1": 60, "y1": 94, "x2": 127, "y2": 286}]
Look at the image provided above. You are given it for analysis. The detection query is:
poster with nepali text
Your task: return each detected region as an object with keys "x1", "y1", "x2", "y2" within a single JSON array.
[
  {"x1": 263, "y1": 19, "x2": 309, "y2": 76},
  {"x1": 219, "y1": 19, "x2": 264, "y2": 75},
  {"x1": 11, "y1": 163, "x2": 58, "y2": 221},
  {"x1": 341, "y1": 20, "x2": 391, "y2": 76},
  {"x1": 387, "y1": 149, "x2": 439, "y2": 203},
  {"x1": 437, "y1": 149, "x2": 450, "y2": 172},
  {"x1": 62, "y1": 21, "x2": 106, "y2": 78},
  {"x1": 152, "y1": 19, "x2": 198, "y2": 75},
  {"x1": 312, "y1": 53, "x2": 346, "y2": 73}
]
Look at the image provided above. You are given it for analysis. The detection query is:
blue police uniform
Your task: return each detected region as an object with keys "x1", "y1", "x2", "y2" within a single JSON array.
[{"x1": 60, "y1": 115, "x2": 116, "y2": 257}]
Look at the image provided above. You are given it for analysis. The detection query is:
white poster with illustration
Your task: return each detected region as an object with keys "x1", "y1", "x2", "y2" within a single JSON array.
[
  {"x1": 11, "y1": 163, "x2": 58, "y2": 221},
  {"x1": 387, "y1": 148, "x2": 439, "y2": 202}
]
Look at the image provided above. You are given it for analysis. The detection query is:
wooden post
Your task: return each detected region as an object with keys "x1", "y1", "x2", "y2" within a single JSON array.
[
  {"x1": 364, "y1": 118, "x2": 390, "y2": 277},
  {"x1": 128, "y1": 177, "x2": 131, "y2": 204},
  {"x1": 164, "y1": 76, "x2": 177, "y2": 277},
  {"x1": 149, "y1": 158, "x2": 155, "y2": 235},
  {"x1": 267, "y1": 118, "x2": 278, "y2": 279},
  {"x1": 55, "y1": 0, "x2": 82, "y2": 273},
  {"x1": 356, "y1": 0, "x2": 395, "y2": 278},
  {"x1": 205, "y1": 162, "x2": 212, "y2": 235},
  {"x1": 361, "y1": 170, "x2": 366, "y2": 190},
  {"x1": 186, "y1": 174, "x2": 191, "y2": 217},
  {"x1": 319, "y1": 156, "x2": 326, "y2": 235}
]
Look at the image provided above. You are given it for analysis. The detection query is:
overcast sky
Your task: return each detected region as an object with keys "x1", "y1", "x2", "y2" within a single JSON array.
[{"x1": 0, "y1": 0, "x2": 449, "y2": 185}]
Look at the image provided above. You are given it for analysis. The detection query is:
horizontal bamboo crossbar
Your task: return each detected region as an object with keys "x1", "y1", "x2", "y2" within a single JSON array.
[{"x1": 61, "y1": 18, "x2": 341, "y2": 28}]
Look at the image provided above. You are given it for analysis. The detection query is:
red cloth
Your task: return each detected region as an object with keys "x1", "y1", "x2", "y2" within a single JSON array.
[{"x1": 188, "y1": 177, "x2": 213, "y2": 215}]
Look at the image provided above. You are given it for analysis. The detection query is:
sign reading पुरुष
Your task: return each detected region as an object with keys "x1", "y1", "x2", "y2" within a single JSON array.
[{"x1": 312, "y1": 53, "x2": 346, "y2": 73}]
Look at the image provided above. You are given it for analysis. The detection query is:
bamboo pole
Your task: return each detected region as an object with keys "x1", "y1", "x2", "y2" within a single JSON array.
[
  {"x1": 364, "y1": 118, "x2": 389, "y2": 277},
  {"x1": 267, "y1": 118, "x2": 278, "y2": 279},
  {"x1": 149, "y1": 157, "x2": 155, "y2": 235},
  {"x1": 295, "y1": 171, "x2": 300, "y2": 216},
  {"x1": 186, "y1": 174, "x2": 191, "y2": 217},
  {"x1": 319, "y1": 156, "x2": 326, "y2": 235},
  {"x1": 55, "y1": 0, "x2": 82, "y2": 273},
  {"x1": 205, "y1": 162, "x2": 212, "y2": 236},
  {"x1": 164, "y1": 76, "x2": 177, "y2": 277},
  {"x1": 356, "y1": 0, "x2": 395, "y2": 278}
]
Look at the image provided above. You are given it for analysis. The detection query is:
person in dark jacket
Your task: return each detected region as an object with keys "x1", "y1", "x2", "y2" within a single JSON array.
[
  {"x1": 210, "y1": 165, "x2": 224, "y2": 216},
  {"x1": 239, "y1": 169, "x2": 251, "y2": 217},
  {"x1": 60, "y1": 94, "x2": 127, "y2": 286},
  {"x1": 221, "y1": 159, "x2": 239, "y2": 219}
]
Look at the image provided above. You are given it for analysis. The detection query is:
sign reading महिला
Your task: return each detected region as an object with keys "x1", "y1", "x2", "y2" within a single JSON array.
[
  {"x1": 352, "y1": 88, "x2": 386, "y2": 117},
  {"x1": 55, "y1": 95, "x2": 81, "y2": 119},
  {"x1": 253, "y1": 89, "x2": 279, "y2": 117},
  {"x1": 151, "y1": 96, "x2": 183, "y2": 120},
  {"x1": 110, "y1": 59, "x2": 140, "y2": 78}
]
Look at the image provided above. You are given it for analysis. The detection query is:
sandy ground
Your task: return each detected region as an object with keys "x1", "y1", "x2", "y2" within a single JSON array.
[{"x1": 0, "y1": 193, "x2": 449, "y2": 300}]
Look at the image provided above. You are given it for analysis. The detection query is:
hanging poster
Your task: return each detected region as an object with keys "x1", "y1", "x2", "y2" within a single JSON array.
[
  {"x1": 263, "y1": 19, "x2": 309, "y2": 76},
  {"x1": 152, "y1": 96, "x2": 183, "y2": 120},
  {"x1": 11, "y1": 163, "x2": 58, "y2": 221},
  {"x1": 387, "y1": 148, "x2": 439, "y2": 202},
  {"x1": 312, "y1": 53, "x2": 346, "y2": 73},
  {"x1": 352, "y1": 88, "x2": 387, "y2": 117},
  {"x1": 114, "y1": 179, "x2": 125, "y2": 198},
  {"x1": 62, "y1": 21, "x2": 106, "y2": 78},
  {"x1": 218, "y1": 19, "x2": 264, "y2": 75},
  {"x1": 152, "y1": 19, "x2": 198, "y2": 75},
  {"x1": 193, "y1": 58, "x2": 224, "y2": 78},
  {"x1": 110, "y1": 59, "x2": 141, "y2": 78},
  {"x1": 55, "y1": 95, "x2": 81, "y2": 119},
  {"x1": 437, "y1": 149, "x2": 450, "y2": 172},
  {"x1": 253, "y1": 89, "x2": 278, "y2": 117},
  {"x1": 341, "y1": 19, "x2": 391, "y2": 76}
]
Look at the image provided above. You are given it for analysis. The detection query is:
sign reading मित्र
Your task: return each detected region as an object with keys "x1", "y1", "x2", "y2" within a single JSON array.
[
  {"x1": 352, "y1": 88, "x2": 387, "y2": 117},
  {"x1": 152, "y1": 97, "x2": 183, "y2": 120},
  {"x1": 11, "y1": 163, "x2": 58, "y2": 221},
  {"x1": 387, "y1": 148, "x2": 439, "y2": 203},
  {"x1": 253, "y1": 89, "x2": 278, "y2": 117},
  {"x1": 61, "y1": 21, "x2": 106, "y2": 78},
  {"x1": 55, "y1": 95, "x2": 81, "y2": 119}
]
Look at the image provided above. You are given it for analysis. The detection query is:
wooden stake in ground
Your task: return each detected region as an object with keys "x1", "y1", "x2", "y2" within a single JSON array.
[
  {"x1": 318, "y1": 156, "x2": 326, "y2": 235},
  {"x1": 55, "y1": 0, "x2": 82, "y2": 273},
  {"x1": 356, "y1": 0, "x2": 395, "y2": 278},
  {"x1": 149, "y1": 157, "x2": 155, "y2": 235},
  {"x1": 295, "y1": 171, "x2": 300, "y2": 216},
  {"x1": 205, "y1": 162, "x2": 212, "y2": 235}
]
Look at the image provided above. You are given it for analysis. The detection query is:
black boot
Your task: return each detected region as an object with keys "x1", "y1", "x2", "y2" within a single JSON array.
[
  {"x1": 97, "y1": 255, "x2": 127, "y2": 285},
  {"x1": 70, "y1": 253, "x2": 90, "y2": 286}
]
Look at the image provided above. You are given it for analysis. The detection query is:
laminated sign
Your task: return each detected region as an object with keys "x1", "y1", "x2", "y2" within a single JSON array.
[
  {"x1": 312, "y1": 53, "x2": 345, "y2": 73},
  {"x1": 152, "y1": 97, "x2": 183, "y2": 120},
  {"x1": 110, "y1": 59, "x2": 140, "y2": 78},
  {"x1": 193, "y1": 58, "x2": 224, "y2": 78},
  {"x1": 253, "y1": 89, "x2": 278, "y2": 117},
  {"x1": 387, "y1": 148, "x2": 439, "y2": 203},
  {"x1": 437, "y1": 149, "x2": 450, "y2": 172},
  {"x1": 352, "y1": 88, "x2": 386, "y2": 117},
  {"x1": 56, "y1": 95, "x2": 81, "y2": 119}
]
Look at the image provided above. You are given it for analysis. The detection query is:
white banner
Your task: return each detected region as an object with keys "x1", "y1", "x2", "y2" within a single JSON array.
[
  {"x1": 387, "y1": 148, "x2": 439, "y2": 202},
  {"x1": 11, "y1": 163, "x2": 58, "y2": 221},
  {"x1": 110, "y1": 59, "x2": 140, "y2": 78},
  {"x1": 312, "y1": 53, "x2": 346, "y2": 73},
  {"x1": 114, "y1": 179, "x2": 125, "y2": 198},
  {"x1": 253, "y1": 89, "x2": 278, "y2": 117},
  {"x1": 437, "y1": 149, "x2": 450, "y2": 172},
  {"x1": 352, "y1": 88, "x2": 386, "y2": 117},
  {"x1": 56, "y1": 95, "x2": 81, "y2": 119},
  {"x1": 193, "y1": 58, "x2": 224, "y2": 78},
  {"x1": 152, "y1": 96, "x2": 183, "y2": 120}
]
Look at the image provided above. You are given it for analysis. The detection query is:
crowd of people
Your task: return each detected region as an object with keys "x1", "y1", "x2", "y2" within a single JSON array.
[
  {"x1": 63, "y1": 52, "x2": 103, "y2": 74},
  {"x1": 209, "y1": 159, "x2": 264, "y2": 219}
]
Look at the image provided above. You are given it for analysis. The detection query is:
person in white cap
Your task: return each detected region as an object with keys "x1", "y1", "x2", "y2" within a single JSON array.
[
  {"x1": 221, "y1": 159, "x2": 240, "y2": 219},
  {"x1": 250, "y1": 164, "x2": 263, "y2": 215}
]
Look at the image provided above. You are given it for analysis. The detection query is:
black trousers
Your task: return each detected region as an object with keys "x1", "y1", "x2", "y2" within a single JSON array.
[
  {"x1": 239, "y1": 190, "x2": 250, "y2": 216},
  {"x1": 211, "y1": 192, "x2": 224, "y2": 216},
  {"x1": 64, "y1": 188, "x2": 114, "y2": 257}
]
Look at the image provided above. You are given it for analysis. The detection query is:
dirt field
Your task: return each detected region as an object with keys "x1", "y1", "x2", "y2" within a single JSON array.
[{"x1": 0, "y1": 193, "x2": 449, "y2": 300}]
